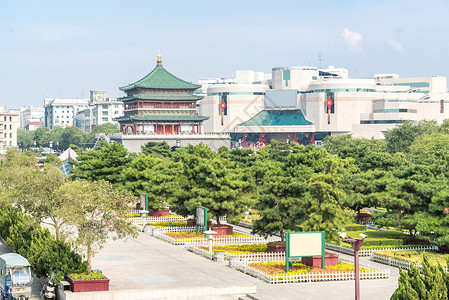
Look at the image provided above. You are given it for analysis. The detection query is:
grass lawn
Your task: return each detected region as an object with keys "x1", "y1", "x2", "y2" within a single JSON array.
[
  {"x1": 377, "y1": 250, "x2": 449, "y2": 266},
  {"x1": 336, "y1": 230, "x2": 409, "y2": 247}
]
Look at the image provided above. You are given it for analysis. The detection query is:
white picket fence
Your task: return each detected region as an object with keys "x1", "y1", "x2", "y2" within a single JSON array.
[
  {"x1": 128, "y1": 216, "x2": 188, "y2": 225},
  {"x1": 234, "y1": 262, "x2": 390, "y2": 284},
  {"x1": 228, "y1": 252, "x2": 286, "y2": 265},
  {"x1": 185, "y1": 245, "x2": 214, "y2": 260},
  {"x1": 371, "y1": 252, "x2": 448, "y2": 273},
  {"x1": 153, "y1": 228, "x2": 277, "y2": 246},
  {"x1": 325, "y1": 243, "x2": 438, "y2": 257},
  {"x1": 184, "y1": 245, "x2": 285, "y2": 263}
]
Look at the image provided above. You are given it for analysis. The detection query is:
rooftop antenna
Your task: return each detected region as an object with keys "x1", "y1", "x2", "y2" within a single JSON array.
[{"x1": 318, "y1": 51, "x2": 324, "y2": 69}]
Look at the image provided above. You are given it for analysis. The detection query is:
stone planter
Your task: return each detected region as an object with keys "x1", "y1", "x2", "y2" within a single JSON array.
[
  {"x1": 266, "y1": 242, "x2": 286, "y2": 253},
  {"x1": 66, "y1": 275, "x2": 110, "y2": 293},
  {"x1": 357, "y1": 213, "x2": 372, "y2": 222},
  {"x1": 150, "y1": 209, "x2": 170, "y2": 217},
  {"x1": 439, "y1": 246, "x2": 449, "y2": 254},
  {"x1": 211, "y1": 224, "x2": 233, "y2": 236},
  {"x1": 406, "y1": 238, "x2": 430, "y2": 245},
  {"x1": 301, "y1": 252, "x2": 339, "y2": 267},
  {"x1": 187, "y1": 219, "x2": 213, "y2": 227}
]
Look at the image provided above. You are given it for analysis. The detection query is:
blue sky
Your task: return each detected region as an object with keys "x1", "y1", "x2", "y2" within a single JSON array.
[{"x1": 1, "y1": 0, "x2": 449, "y2": 108}]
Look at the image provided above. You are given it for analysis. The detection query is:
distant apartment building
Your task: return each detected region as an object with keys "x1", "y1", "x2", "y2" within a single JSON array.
[
  {"x1": 0, "y1": 106, "x2": 19, "y2": 153},
  {"x1": 20, "y1": 106, "x2": 44, "y2": 130},
  {"x1": 74, "y1": 91, "x2": 124, "y2": 132},
  {"x1": 44, "y1": 98, "x2": 89, "y2": 129}
]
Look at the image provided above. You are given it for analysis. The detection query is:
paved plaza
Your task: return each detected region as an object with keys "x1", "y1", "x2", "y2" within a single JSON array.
[
  {"x1": 0, "y1": 226, "x2": 400, "y2": 300},
  {"x1": 91, "y1": 229, "x2": 400, "y2": 300}
]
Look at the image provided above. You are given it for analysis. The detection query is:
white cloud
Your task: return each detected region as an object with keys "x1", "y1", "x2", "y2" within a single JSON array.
[
  {"x1": 388, "y1": 39, "x2": 403, "y2": 52},
  {"x1": 341, "y1": 28, "x2": 362, "y2": 52}
]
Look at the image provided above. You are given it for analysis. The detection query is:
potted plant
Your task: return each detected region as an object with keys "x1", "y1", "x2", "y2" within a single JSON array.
[
  {"x1": 210, "y1": 224, "x2": 233, "y2": 236},
  {"x1": 66, "y1": 271, "x2": 110, "y2": 293}
]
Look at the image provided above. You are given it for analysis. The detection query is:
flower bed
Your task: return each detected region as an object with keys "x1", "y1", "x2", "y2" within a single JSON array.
[
  {"x1": 325, "y1": 243, "x2": 437, "y2": 257},
  {"x1": 128, "y1": 214, "x2": 188, "y2": 226},
  {"x1": 66, "y1": 272, "x2": 109, "y2": 293},
  {"x1": 151, "y1": 221, "x2": 188, "y2": 228},
  {"x1": 198, "y1": 244, "x2": 267, "y2": 255},
  {"x1": 234, "y1": 261, "x2": 389, "y2": 284},
  {"x1": 152, "y1": 225, "x2": 280, "y2": 248},
  {"x1": 154, "y1": 227, "x2": 275, "y2": 246},
  {"x1": 164, "y1": 231, "x2": 246, "y2": 239}
]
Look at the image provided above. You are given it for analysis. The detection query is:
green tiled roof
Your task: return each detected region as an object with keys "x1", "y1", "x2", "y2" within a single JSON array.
[
  {"x1": 120, "y1": 60, "x2": 201, "y2": 91},
  {"x1": 114, "y1": 114, "x2": 209, "y2": 122},
  {"x1": 239, "y1": 109, "x2": 313, "y2": 126},
  {"x1": 119, "y1": 94, "x2": 203, "y2": 101}
]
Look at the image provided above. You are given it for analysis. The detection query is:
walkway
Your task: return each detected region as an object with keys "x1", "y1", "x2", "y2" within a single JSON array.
[{"x1": 91, "y1": 228, "x2": 399, "y2": 300}]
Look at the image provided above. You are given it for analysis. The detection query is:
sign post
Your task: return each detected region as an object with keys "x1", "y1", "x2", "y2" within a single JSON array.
[
  {"x1": 196, "y1": 206, "x2": 208, "y2": 235},
  {"x1": 285, "y1": 231, "x2": 325, "y2": 272},
  {"x1": 139, "y1": 193, "x2": 149, "y2": 218}
]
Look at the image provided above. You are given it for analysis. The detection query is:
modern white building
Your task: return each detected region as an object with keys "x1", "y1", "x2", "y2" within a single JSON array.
[
  {"x1": 20, "y1": 106, "x2": 44, "y2": 130},
  {"x1": 198, "y1": 83, "x2": 268, "y2": 133},
  {"x1": 44, "y1": 98, "x2": 89, "y2": 129},
  {"x1": 235, "y1": 64, "x2": 449, "y2": 147},
  {"x1": 0, "y1": 106, "x2": 19, "y2": 153}
]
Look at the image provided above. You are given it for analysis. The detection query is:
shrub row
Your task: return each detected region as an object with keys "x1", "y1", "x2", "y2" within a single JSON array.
[
  {"x1": 343, "y1": 224, "x2": 367, "y2": 231},
  {"x1": 0, "y1": 205, "x2": 86, "y2": 277},
  {"x1": 361, "y1": 238, "x2": 405, "y2": 247}
]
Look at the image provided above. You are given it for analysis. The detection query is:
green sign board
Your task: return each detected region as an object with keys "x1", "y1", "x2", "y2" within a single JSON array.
[
  {"x1": 285, "y1": 231, "x2": 325, "y2": 272},
  {"x1": 196, "y1": 206, "x2": 208, "y2": 234}
]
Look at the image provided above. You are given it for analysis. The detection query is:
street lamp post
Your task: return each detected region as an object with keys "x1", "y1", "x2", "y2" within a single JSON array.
[
  {"x1": 340, "y1": 233, "x2": 367, "y2": 300},
  {"x1": 49, "y1": 141, "x2": 53, "y2": 154},
  {"x1": 204, "y1": 230, "x2": 217, "y2": 257}
]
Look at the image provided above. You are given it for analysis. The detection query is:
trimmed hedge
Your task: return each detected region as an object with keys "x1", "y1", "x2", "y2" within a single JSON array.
[
  {"x1": 343, "y1": 224, "x2": 367, "y2": 231},
  {"x1": 0, "y1": 205, "x2": 86, "y2": 277},
  {"x1": 336, "y1": 243, "x2": 427, "y2": 250},
  {"x1": 361, "y1": 238, "x2": 405, "y2": 247}
]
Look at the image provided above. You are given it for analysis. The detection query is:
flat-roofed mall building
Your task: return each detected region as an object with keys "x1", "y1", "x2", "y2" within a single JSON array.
[{"x1": 235, "y1": 66, "x2": 449, "y2": 147}]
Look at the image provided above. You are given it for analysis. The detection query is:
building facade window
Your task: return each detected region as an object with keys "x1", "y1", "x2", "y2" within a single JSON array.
[{"x1": 283, "y1": 70, "x2": 290, "y2": 87}]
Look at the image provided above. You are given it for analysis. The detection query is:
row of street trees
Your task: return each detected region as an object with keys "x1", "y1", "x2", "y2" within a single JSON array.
[
  {"x1": 17, "y1": 123, "x2": 120, "y2": 150},
  {"x1": 0, "y1": 149, "x2": 136, "y2": 274},
  {"x1": 67, "y1": 119, "x2": 449, "y2": 248}
]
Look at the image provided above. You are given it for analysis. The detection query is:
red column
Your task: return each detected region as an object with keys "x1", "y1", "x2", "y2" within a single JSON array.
[
  {"x1": 192, "y1": 125, "x2": 195, "y2": 133},
  {"x1": 293, "y1": 133, "x2": 297, "y2": 143},
  {"x1": 243, "y1": 134, "x2": 248, "y2": 148},
  {"x1": 198, "y1": 124, "x2": 201, "y2": 134},
  {"x1": 133, "y1": 125, "x2": 137, "y2": 134},
  {"x1": 311, "y1": 132, "x2": 315, "y2": 145}
]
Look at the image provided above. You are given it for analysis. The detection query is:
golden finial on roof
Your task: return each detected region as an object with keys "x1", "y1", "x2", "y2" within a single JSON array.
[{"x1": 157, "y1": 54, "x2": 162, "y2": 62}]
